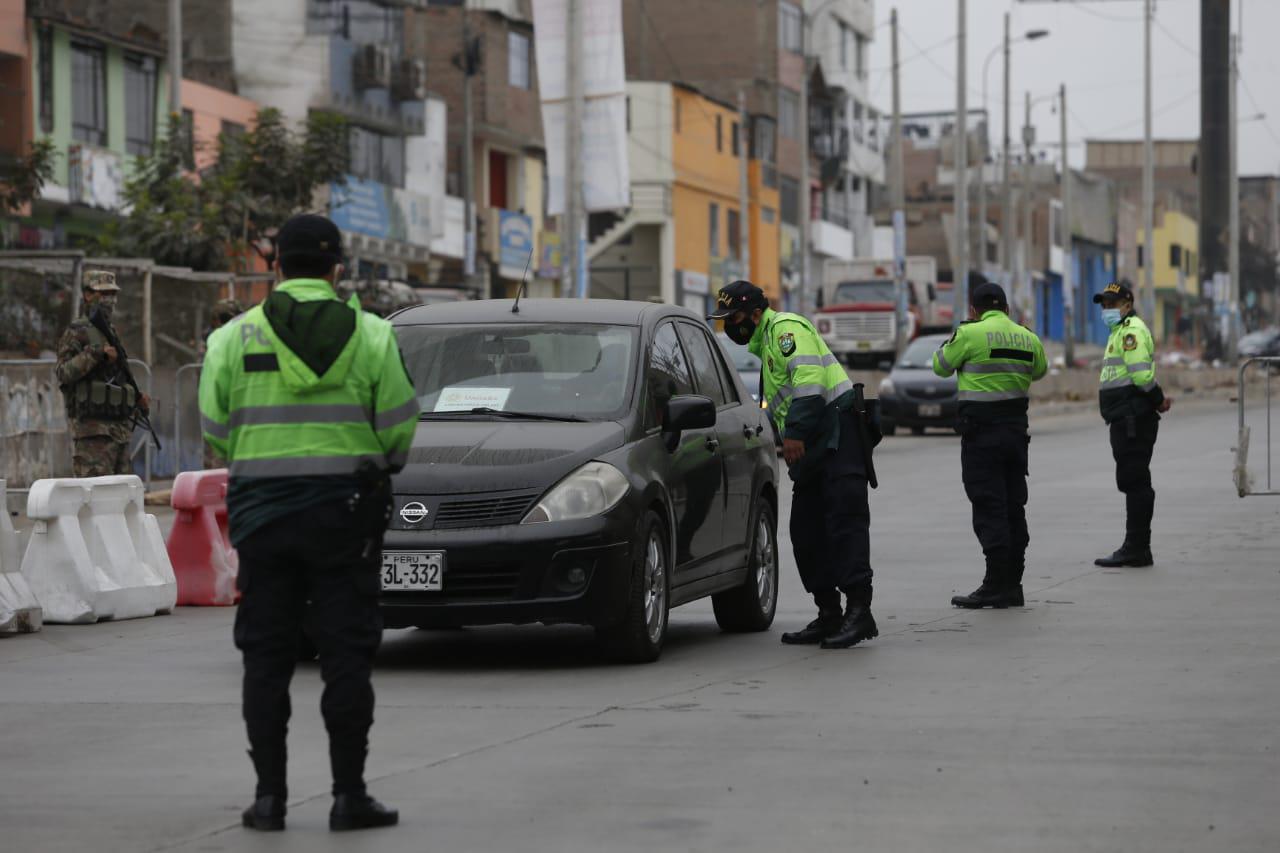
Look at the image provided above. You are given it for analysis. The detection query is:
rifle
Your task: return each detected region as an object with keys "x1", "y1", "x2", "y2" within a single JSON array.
[
  {"x1": 88, "y1": 307, "x2": 162, "y2": 450},
  {"x1": 850, "y1": 383, "x2": 879, "y2": 490}
]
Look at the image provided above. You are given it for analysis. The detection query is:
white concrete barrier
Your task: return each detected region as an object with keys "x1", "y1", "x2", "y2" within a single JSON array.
[
  {"x1": 0, "y1": 479, "x2": 42, "y2": 634},
  {"x1": 20, "y1": 476, "x2": 176, "y2": 624}
]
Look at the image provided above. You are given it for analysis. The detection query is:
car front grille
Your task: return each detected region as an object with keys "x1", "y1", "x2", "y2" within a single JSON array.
[
  {"x1": 433, "y1": 493, "x2": 540, "y2": 529},
  {"x1": 438, "y1": 566, "x2": 524, "y2": 600},
  {"x1": 902, "y1": 384, "x2": 955, "y2": 402},
  {"x1": 834, "y1": 314, "x2": 893, "y2": 339}
]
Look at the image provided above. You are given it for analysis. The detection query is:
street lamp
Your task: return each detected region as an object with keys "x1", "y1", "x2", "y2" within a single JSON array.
[{"x1": 977, "y1": 21, "x2": 1049, "y2": 286}]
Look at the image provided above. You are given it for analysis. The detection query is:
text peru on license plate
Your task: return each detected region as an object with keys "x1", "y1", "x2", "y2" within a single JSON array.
[
  {"x1": 381, "y1": 552, "x2": 444, "y2": 591},
  {"x1": 918, "y1": 404, "x2": 942, "y2": 417}
]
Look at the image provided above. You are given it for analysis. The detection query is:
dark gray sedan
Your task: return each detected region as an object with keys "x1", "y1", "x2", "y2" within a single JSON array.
[{"x1": 877, "y1": 333, "x2": 959, "y2": 435}]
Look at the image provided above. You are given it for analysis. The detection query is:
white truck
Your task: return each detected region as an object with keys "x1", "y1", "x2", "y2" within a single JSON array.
[{"x1": 813, "y1": 257, "x2": 941, "y2": 367}]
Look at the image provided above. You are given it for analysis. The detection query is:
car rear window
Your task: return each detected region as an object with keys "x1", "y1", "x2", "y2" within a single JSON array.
[{"x1": 395, "y1": 323, "x2": 638, "y2": 420}]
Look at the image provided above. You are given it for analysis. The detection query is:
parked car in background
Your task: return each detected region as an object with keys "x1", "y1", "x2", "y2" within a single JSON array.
[
  {"x1": 716, "y1": 330, "x2": 762, "y2": 403},
  {"x1": 877, "y1": 333, "x2": 958, "y2": 435},
  {"x1": 382, "y1": 299, "x2": 780, "y2": 663},
  {"x1": 1238, "y1": 327, "x2": 1280, "y2": 359}
]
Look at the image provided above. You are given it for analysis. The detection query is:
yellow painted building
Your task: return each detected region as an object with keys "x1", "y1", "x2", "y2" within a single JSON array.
[
  {"x1": 1137, "y1": 209, "x2": 1198, "y2": 340},
  {"x1": 670, "y1": 85, "x2": 780, "y2": 303}
]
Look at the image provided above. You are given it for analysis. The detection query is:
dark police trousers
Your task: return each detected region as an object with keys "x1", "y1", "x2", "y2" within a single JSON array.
[
  {"x1": 1109, "y1": 411, "x2": 1159, "y2": 546},
  {"x1": 960, "y1": 423, "x2": 1030, "y2": 582},
  {"x1": 790, "y1": 410, "x2": 873, "y2": 606},
  {"x1": 234, "y1": 500, "x2": 383, "y2": 799}
]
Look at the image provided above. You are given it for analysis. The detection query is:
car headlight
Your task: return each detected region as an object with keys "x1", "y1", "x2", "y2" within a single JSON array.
[
  {"x1": 522, "y1": 461, "x2": 630, "y2": 524},
  {"x1": 878, "y1": 377, "x2": 896, "y2": 397}
]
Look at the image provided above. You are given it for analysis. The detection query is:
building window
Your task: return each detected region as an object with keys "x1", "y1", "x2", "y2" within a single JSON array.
[
  {"x1": 779, "y1": 2, "x2": 803, "y2": 54},
  {"x1": 1137, "y1": 244, "x2": 1144, "y2": 268},
  {"x1": 508, "y1": 31, "x2": 531, "y2": 90},
  {"x1": 220, "y1": 120, "x2": 246, "y2": 144},
  {"x1": 852, "y1": 100, "x2": 864, "y2": 145},
  {"x1": 732, "y1": 121, "x2": 740, "y2": 157},
  {"x1": 856, "y1": 33, "x2": 868, "y2": 79},
  {"x1": 840, "y1": 22, "x2": 852, "y2": 71},
  {"x1": 779, "y1": 88, "x2": 800, "y2": 140},
  {"x1": 350, "y1": 125, "x2": 405, "y2": 186},
  {"x1": 674, "y1": 98, "x2": 681, "y2": 133},
  {"x1": 709, "y1": 202, "x2": 720, "y2": 258},
  {"x1": 124, "y1": 53, "x2": 157, "y2": 157},
  {"x1": 71, "y1": 41, "x2": 107, "y2": 146},
  {"x1": 1169, "y1": 244, "x2": 1182, "y2": 268},
  {"x1": 38, "y1": 26, "x2": 53, "y2": 134},
  {"x1": 762, "y1": 207, "x2": 776, "y2": 224},
  {"x1": 716, "y1": 115, "x2": 723, "y2": 152},
  {"x1": 780, "y1": 176, "x2": 799, "y2": 226},
  {"x1": 727, "y1": 209, "x2": 741, "y2": 260}
]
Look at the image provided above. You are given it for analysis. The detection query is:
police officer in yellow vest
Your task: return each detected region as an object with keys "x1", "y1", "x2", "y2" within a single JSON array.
[
  {"x1": 1093, "y1": 281, "x2": 1172, "y2": 568},
  {"x1": 200, "y1": 215, "x2": 418, "y2": 833},
  {"x1": 933, "y1": 282, "x2": 1048, "y2": 608},
  {"x1": 710, "y1": 281, "x2": 880, "y2": 649}
]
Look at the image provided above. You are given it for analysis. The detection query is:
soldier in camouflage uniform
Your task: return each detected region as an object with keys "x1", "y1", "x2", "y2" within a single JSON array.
[
  {"x1": 55, "y1": 270, "x2": 148, "y2": 477},
  {"x1": 203, "y1": 298, "x2": 243, "y2": 469}
]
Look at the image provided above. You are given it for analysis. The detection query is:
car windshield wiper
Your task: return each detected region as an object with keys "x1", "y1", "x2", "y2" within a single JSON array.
[{"x1": 421, "y1": 407, "x2": 588, "y2": 422}]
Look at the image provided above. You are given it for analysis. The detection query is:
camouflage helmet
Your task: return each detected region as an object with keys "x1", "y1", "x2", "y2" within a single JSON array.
[
  {"x1": 82, "y1": 269, "x2": 120, "y2": 292},
  {"x1": 211, "y1": 298, "x2": 243, "y2": 326}
]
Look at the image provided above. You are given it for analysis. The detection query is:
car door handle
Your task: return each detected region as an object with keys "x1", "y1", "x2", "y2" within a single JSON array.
[
  {"x1": 742, "y1": 425, "x2": 756, "y2": 440},
  {"x1": 705, "y1": 437, "x2": 720, "y2": 452}
]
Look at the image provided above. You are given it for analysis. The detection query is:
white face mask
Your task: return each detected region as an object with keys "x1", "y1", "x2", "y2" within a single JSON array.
[{"x1": 1101, "y1": 308, "x2": 1123, "y2": 328}]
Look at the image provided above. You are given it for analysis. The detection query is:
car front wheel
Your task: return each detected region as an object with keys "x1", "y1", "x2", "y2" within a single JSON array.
[
  {"x1": 597, "y1": 510, "x2": 669, "y2": 663},
  {"x1": 712, "y1": 498, "x2": 779, "y2": 632}
]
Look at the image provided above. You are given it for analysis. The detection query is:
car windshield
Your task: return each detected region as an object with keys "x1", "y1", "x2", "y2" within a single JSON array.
[
  {"x1": 897, "y1": 336, "x2": 947, "y2": 369},
  {"x1": 833, "y1": 280, "x2": 896, "y2": 303},
  {"x1": 716, "y1": 332, "x2": 761, "y2": 372},
  {"x1": 395, "y1": 323, "x2": 638, "y2": 420},
  {"x1": 1240, "y1": 329, "x2": 1278, "y2": 347}
]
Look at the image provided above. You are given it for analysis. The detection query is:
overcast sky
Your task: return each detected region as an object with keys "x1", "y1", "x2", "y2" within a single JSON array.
[{"x1": 864, "y1": 0, "x2": 1279, "y2": 175}]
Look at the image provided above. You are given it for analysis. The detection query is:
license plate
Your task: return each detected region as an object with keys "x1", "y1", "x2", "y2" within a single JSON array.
[
  {"x1": 856, "y1": 341, "x2": 873, "y2": 350},
  {"x1": 918, "y1": 404, "x2": 942, "y2": 417},
  {"x1": 381, "y1": 552, "x2": 444, "y2": 591}
]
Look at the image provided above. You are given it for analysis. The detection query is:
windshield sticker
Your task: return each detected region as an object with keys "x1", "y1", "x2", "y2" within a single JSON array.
[{"x1": 434, "y1": 387, "x2": 513, "y2": 412}]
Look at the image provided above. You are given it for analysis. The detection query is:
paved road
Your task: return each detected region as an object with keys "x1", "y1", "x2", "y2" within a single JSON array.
[{"x1": 2, "y1": 401, "x2": 1277, "y2": 852}]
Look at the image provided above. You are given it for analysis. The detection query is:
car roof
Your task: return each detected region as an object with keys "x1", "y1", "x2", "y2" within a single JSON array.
[{"x1": 391, "y1": 298, "x2": 702, "y2": 327}]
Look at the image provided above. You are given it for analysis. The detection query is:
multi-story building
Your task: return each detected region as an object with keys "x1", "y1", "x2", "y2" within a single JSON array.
[
  {"x1": 591, "y1": 82, "x2": 779, "y2": 311},
  {"x1": 407, "y1": 0, "x2": 553, "y2": 297},
  {"x1": 228, "y1": 0, "x2": 441, "y2": 282},
  {"x1": 621, "y1": 0, "x2": 883, "y2": 308}
]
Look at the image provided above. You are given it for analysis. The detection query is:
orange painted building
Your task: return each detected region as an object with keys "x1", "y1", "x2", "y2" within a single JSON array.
[{"x1": 180, "y1": 78, "x2": 259, "y2": 173}]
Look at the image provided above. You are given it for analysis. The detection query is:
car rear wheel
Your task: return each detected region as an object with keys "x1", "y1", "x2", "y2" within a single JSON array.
[
  {"x1": 712, "y1": 499, "x2": 778, "y2": 632},
  {"x1": 597, "y1": 510, "x2": 669, "y2": 663}
]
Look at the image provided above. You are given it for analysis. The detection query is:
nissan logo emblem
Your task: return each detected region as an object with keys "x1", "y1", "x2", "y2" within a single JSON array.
[{"x1": 399, "y1": 501, "x2": 429, "y2": 524}]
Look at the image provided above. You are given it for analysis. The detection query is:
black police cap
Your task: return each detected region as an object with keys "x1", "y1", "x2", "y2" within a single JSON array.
[
  {"x1": 277, "y1": 214, "x2": 344, "y2": 265},
  {"x1": 707, "y1": 280, "x2": 768, "y2": 319},
  {"x1": 970, "y1": 281, "x2": 1009, "y2": 311},
  {"x1": 1093, "y1": 281, "x2": 1134, "y2": 304}
]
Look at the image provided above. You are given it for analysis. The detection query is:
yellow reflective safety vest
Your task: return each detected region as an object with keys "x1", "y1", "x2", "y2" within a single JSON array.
[{"x1": 1098, "y1": 313, "x2": 1164, "y2": 423}]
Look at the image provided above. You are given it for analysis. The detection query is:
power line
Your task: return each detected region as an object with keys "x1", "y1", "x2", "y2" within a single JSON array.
[
  {"x1": 1090, "y1": 88, "x2": 1199, "y2": 136},
  {"x1": 1049, "y1": 0, "x2": 1145, "y2": 23},
  {"x1": 1239, "y1": 72, "x2": 1280, "y2": 149},
  {"x1": 1153, "y1": 17, "x2": 1198, "y2": 58}
]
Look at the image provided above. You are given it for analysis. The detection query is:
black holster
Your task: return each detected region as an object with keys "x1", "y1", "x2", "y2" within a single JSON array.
[{"x1": 349, "y1": 461, "x2": 393, "y2": 560}]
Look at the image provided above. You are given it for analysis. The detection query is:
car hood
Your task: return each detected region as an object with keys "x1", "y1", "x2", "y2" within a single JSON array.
[
  {"x1": 891, "y1": 366, "x2": 957, "y2": 388},
  {"x1": 392, "y1": 419, "x2": 628, "y2": 495}
]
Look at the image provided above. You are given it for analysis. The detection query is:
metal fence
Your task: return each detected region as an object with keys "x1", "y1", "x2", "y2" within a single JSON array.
[{"x1": 1234, "y1": 357, "x2": 1279, "y2": 497}]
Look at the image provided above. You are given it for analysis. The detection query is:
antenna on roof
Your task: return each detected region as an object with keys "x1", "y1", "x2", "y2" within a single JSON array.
[{"x1": 511, "y1": 244, "x2": 535, "y2": 314}]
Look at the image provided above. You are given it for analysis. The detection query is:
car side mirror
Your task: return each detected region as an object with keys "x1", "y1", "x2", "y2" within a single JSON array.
[{"x1": 664, "y1": 395, "x2": 716, "y2": 433}]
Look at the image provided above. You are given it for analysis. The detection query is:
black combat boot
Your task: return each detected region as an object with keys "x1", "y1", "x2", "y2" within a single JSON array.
[
  {"x1": 1007, "y1": 556, "x2": 1026, "y2": 607},
  {"x1": 242, "y1": 795, "x2": 286, "y2": 832},
  {"x1": 330, "y1": 794, "x2": 400, "y2": 832},
  {"x1": 819, "y1": 594, "x2": 878, "y2": 649},
  {"x1": 780, "y1": 607, "x2": 842, "y2": 645},
  {"x1": 951, "y1": 563, "x2": 1014, "y2": 609},
  {"x1": 1094, "y1": 539, "x2": 1153, "y2": 568}
]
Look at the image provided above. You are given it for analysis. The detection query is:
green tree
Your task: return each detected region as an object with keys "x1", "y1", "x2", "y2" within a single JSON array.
[
  {"x1": 0, "y1": 138, "x2": 58, "y2": 215},
  {"x1": 101, "y1": 108, "x2": 349, "y2": 271}
]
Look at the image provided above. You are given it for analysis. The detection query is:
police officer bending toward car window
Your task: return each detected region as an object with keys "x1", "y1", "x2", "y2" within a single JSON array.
[
  {"x1": 199, "y1": 214, "x2": 419, "y2": 833},
  {"x1": 933, "y1": 281, "x2": 1047, "y2": 609},
  {"x1": 1093, "y1": 281, "x2": 1172, "y2": 568},
  {"x1": 710, "y1": 280, "x2": 881, "y2": 649}
]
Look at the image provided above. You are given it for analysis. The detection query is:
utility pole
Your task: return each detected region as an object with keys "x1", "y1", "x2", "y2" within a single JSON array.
[
  {"x1": 1060, "y1": 82, "x2": 1074, "y2": 367},
  {"x1": 462, "y1": 10, "x2": 477, "y2": 291},
  {"x1": 1001, "y1": 13, "x2": 1012, "y2": 295},
  {"x1": 1022, "y1": 90, "x2": 1034, "y2": 327},
  {"x1": 738, "y1": 90, "x2": 751, "y2": 282},
  {"x1": 168, "y1": 0, "x2": 181, "y2": 116},
  {"x1": 1142, "y1": 0, "x2": 1155, "y2": 320},
  {"x1": 565, "y1": 0, "x2": 587, "y2": 298},
  {"x1": 891, "y1": 8, "x2": 907, "y2": 354},
  {"x1": 1199, "y1": 0, "x2": 1231, "y2": 341},
  {"x1": 1228, "y1": 31, "x2": 1240, "y2": 358},
  {"x1": 798, "y1": 15, "x2": 812, "y2": 315},
  {"x1": 953, "y1": 0, "x2": 969, "y2": 327}
]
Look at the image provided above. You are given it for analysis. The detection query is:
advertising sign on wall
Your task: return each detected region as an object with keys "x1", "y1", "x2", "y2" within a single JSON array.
[
  {"x1": 498, "y1": 210, "x2": 534, "y2": 279},
  {"x1": 330, "y1": 176, "x2": 438, "y2": 248}
]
